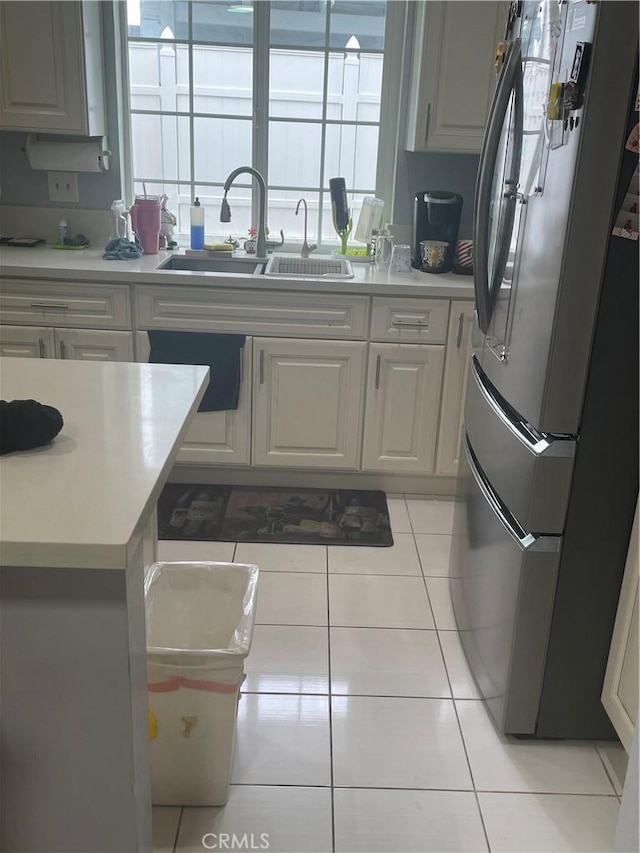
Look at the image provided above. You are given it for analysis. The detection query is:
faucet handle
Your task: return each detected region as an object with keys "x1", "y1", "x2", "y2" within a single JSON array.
[{"x1": 265, "y1": 229, "x2": 285, "y2": 249}]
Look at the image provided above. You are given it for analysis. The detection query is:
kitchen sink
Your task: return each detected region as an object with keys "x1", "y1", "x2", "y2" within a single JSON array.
[
  {"x1": 159, "y1": 256, "x2": 266, "y2": 275},
  {"x1": 264, "y1": 255, "x2": 354, "y2": 279}
]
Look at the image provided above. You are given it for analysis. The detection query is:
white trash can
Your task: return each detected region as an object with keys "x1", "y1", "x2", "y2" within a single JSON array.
[{"x1": 145, "y1": 561, "x2": 259, "y2": 806}]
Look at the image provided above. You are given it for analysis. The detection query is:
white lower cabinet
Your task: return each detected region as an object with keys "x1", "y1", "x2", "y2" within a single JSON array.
[
  {"x1": 136, "y1": 332, "x2": 252, "y2": 467},
  {"x1": 0, "y1": 324, "x2": 133, "y2": 361},
  {"x1": 362, "y1": 343, "x2": 445, "y2": 474},
  {"x1": 56, "y1": 328, "x2": 133, "y2": 362},
  {"x1": 436, "y1": 302, "x2": 476, "y2": 475},
  {"x1": 0, "y1": 324, "x2": 55, "y2": 358},
  {"x1": 252, "y1": 337, "x2": 366, "y2": 470}
]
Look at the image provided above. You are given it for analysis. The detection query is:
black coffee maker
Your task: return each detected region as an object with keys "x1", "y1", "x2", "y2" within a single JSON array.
[{"x1": 412, "y1": 191, "x2": 463, "y2": 271}]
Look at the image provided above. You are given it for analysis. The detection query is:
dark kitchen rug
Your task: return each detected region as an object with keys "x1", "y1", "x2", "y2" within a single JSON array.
[{"x1": 157, "y1": 484, "x2": 393, "y2": 546}]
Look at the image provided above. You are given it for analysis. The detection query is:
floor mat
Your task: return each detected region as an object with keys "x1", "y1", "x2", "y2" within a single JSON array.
[{"x1": 157, "y1": 484, "x2": 393, "y2": 546}]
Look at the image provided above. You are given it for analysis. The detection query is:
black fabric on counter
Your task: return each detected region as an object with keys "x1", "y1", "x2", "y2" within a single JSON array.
[
  {"x1": 0, "y1": 399, "x2": 64, "y2": 455},
  {"x1": 148, "y1": 331, "x2": 246, "y2": 412}
]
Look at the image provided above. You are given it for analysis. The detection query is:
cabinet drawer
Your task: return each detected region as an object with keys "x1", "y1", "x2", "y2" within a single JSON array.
[
  {"x1": 136, "y1": 286, "x2": 368, "y2": 340},
  {"x1": 0, "y1": 280, "x2": 131, "y2": 329},
  {"x1": 371, "y1": 298, "x2": 449, "y2": 343}
]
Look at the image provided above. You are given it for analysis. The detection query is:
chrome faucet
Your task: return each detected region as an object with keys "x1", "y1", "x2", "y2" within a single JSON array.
[
  {"x1": 220, "y1": 166, "x2": 284, "y2": 258},
  {"x1": 295, "y1": 198, "x2": 317, "y2": 258}
]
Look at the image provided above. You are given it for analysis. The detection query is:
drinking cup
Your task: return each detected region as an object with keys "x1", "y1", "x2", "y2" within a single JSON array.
[
  {"x1": 375, "y1": 234, "x2": 395, "y2": 267},
  {"x1": 389, "y1": 243, "x2": 412, "y2": 275},
  {"x1": 453, "y1": 239, "x2": 474, "y2": 275},
  {"x1": 420, "y1": 240, "x2": 449, "y2": 273},
  {"x1": 129, "y1": 196, "x2": 161, "y2": 254}
]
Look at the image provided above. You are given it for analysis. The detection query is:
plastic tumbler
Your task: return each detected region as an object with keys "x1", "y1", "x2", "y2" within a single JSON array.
[
  {"x1": 390, "y1": 243, "x2": 412, "y2": 274},
  {"x1": 129, "y1": 195, "x2": 162, "y2": 254}
]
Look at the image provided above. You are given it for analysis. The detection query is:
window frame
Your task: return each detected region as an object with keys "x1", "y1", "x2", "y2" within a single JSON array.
[{"x1": 118, "y1": 0, "x2": 408, "y2": 250}]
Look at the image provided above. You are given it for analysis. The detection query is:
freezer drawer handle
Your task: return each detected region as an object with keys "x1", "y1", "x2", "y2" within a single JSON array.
[
  {"x1": 464, "y1": 435, "x2": 561, "y2": 554},
  {"x1": 471, "y1": 357, "x2": 575, "y2": 459}
]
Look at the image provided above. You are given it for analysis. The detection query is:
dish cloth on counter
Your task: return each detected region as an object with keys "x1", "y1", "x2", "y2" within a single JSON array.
[
  {"x1": 103, "y1": 238, "x2": 143, "y2": 260},
  {"x1": 0, "y1": 399, "x2": 64, "y2": 455},
  {"x1": 147, "y1": 331, "x2": 246, "y2": 412}
]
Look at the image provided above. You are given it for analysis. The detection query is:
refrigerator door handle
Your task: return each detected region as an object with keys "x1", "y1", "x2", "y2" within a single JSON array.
[
  {"x1": 474, "y1": 38, "x2": 523, "y2": 334},
  {"x1": 471, "y1": 357, "x2": 576, "y2": 458},
  {"x1": 464, "y1": 435, "x2": 561, "y2": 554}
]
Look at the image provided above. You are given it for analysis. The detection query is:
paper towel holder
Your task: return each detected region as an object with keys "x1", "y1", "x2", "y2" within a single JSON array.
[{"x1": 26, "y1": 135, "x2": 111, "y2": 172}]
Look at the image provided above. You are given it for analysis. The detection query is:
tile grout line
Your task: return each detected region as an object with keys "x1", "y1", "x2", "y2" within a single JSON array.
[
  {"x1": 226, "y1": 781, "x2": 621, "y2": 796},
  {"x1": 426, "y1": 532, "x2": 493, "y2": 853},
  {"x1": 325, "y1": 543, "x2": 337, "y2": 853}
]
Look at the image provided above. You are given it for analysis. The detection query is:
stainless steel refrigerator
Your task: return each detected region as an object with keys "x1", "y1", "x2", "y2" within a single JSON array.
[{"x1": 451, "y1": 0, "x2": 639, "y2": 738}]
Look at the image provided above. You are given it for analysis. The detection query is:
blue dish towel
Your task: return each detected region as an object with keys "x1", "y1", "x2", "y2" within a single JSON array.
[
  {"x1": 148, "y1": 331, "x2": 246, "y2": 412},
  {"x1": 103, "y1": 238, "x2": 144, "y2": 260}
]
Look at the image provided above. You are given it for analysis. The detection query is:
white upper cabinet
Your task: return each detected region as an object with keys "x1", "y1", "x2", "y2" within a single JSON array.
[
  {"x1": 406, "y1": 1, "x2": 507, "y2": 153},
  {"x1": 0, "y1": 1, "x2": 105, "y2": 135}
]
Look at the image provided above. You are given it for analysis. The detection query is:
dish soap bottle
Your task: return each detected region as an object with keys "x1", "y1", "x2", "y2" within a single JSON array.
[{"x1": 190, "y1": 197, "x2": 205, "y2": 250}]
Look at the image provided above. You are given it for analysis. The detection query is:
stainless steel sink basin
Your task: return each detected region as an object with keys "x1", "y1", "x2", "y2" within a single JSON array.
[
  {"x1": 264, "y1": 255, "x2": 354, "y2": 279},
  {"x1": 159, "y1": 256, "x2": 265, "y2": 275}
]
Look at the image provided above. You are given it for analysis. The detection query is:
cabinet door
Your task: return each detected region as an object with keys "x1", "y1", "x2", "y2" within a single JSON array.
[
  {"x1": 406, "y1": 2, "x2": 506, "y2": 153},
  {"x1": 0, "y1": 325, "x2": 55, "y2": 358},
  {"x1": 436, "y1": 302, "x2": 475, "y2": 476},
  {"x1": 55, "y1": 329, "x2": 134, "y2": 362},
  {"x1": 602, "y1": 499, "x2": 639, "y2": 753},
  {"x1": 0, "y1": 2, "x2": 104, "y2": 134},
  {"x1": 253, "y1": 338, "x2": 366, "y2": 470},
  {"x1": 362, "y1": 344, "x2": 445, "y2": 474},
  {"x1": 136, "y1": 332, "x2": 252, "y2": 467}
]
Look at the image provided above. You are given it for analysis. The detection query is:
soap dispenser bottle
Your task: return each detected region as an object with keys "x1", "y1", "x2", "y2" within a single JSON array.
[{"x1": 190, "y1": 197, "x2": 205, "y2": 250}]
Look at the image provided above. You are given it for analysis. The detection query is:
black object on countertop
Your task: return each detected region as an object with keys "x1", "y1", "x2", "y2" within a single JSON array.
[
  {"x1": 148, "y1": 330, "x2": 246, "y2": 412},
  {"x1": 0, "y1": 399, "x2": 64, "y2": 455},
  {"x1": 329, "y1": 177, "x2": 350, "y2": 230},
  {"x1": 413, "y1": 191, "x2": 463, "y2": 271}
]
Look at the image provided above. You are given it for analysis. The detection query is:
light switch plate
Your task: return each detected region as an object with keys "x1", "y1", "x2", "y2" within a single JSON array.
[{"x1": 47, "y1": 171, "x2": 79, "y2": 204}]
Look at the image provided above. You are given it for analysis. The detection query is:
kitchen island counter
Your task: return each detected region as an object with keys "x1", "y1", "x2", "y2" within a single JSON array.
[
  {"x1": 0, "y1": 357, "x2": 208, "y2": 569},
  {"x1": 0, "y1": 357, "x2": 208, "y2": 853}
]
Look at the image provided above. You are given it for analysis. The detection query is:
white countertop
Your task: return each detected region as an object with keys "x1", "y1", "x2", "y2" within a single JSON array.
[
  {"x1": 0, "y1": 358, "x2": 208, "y2": 570},
  {"x1": 0, "y1": 246, "x2": 475, "y2": 298}
]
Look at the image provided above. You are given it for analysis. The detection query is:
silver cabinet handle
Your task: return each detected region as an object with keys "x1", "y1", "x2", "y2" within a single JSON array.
[
  {"x1": 375, "y1": 354, "x2": 381, "y2": 389},
  {"x1": 30, "y1": 302, "x2": 69, "y2": 310},
  {"x1": 59, "y1": 339, "x2": 67, "y2": 359},
  {"x1": 259, "y1": 349, "x2": 264, "y2": 384},
  {"x1": 456, "y1": 313, "x2": 465, "y2": 348},
  {"x1": 239, "y1": 345, "x2": 243, "y2": 386},
  {"x1": 391, "y1": 321, "x2": 429, "y2": 329},
  {"x1": 38, "y1": 338, "x2": 46, "y2": 358},
  {"x1": 424, "y1": 103, "x2": 431, "y2": 145}
]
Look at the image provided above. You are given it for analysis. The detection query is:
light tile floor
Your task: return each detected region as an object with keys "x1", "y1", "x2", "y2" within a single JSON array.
[{"x1": 154, "y1": 496, "x2": 627, "y2": 853}]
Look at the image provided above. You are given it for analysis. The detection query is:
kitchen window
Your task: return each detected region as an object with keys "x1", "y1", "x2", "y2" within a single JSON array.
[{"x1": 124, "y1": 0, "x2": 405, "y2": 247}]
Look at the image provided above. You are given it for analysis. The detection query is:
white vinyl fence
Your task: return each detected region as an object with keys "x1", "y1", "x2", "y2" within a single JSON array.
[{"x1": 129, "y1": 41, "x2": 382, "y2": 243}]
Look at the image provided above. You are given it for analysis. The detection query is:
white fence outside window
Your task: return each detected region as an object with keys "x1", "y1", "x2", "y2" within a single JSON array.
[{"x1": 128, "y1": 39, "x2": 383, "y2": 245}]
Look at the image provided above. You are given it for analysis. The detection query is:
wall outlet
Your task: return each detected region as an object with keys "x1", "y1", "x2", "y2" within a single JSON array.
[{"x1": 47, "y1": 172, "x2": 79, "y2": 204}]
